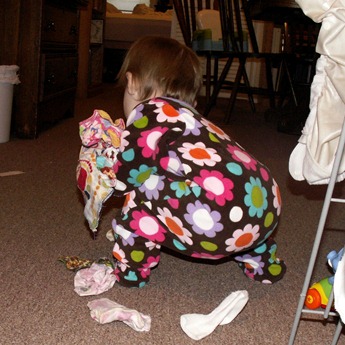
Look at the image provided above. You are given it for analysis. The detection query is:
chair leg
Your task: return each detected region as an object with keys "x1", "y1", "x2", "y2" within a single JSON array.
[
  {"x1": 204, "y1": 57, "x2": 234, "y2": 117},
  {"x1": 213, "y1": 57, "x2": 219, "y2": 98},
  {"x1": 265, "y1": 57, "x2": 276, "y2": 109},
  {"x1": 205, "y1": 55, "x2": 212, "y2": 104},
  {"x1": 275, "y1": 57, "x2": 298, "y2": 108},
  {"x1": 204, "y1": 55, "x2": 223, "y2": 106},
  {"x1": 330, "y1": 319, "x2": 343, "y2": 345},
  {"x1": 224, "y1": 58, "x2": 246, "y2": 123},
  {"x1": 242, "y1": 68, "x2": 256, "y2": 113},
  {"x1": 282, "y1": 57, "x2": 298, "y2": 107}
]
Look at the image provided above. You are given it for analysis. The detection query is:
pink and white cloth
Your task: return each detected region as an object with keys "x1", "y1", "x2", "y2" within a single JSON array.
[
  {"x1": 74, "y1": 263, "x2": 117, "y2": 296},
  {"x1": 87, "y1": 298, "x2": 151, "y2": 332}
]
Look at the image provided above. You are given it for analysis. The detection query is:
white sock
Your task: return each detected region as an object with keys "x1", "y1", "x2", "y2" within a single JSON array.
[{"x1": 180, "y1": 290, "x2": 249, "y2": 341}]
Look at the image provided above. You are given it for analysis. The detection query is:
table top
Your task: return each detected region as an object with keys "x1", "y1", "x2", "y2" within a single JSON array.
[
  {"x1": 248, "y1": 0, "x2": 307, "y2": 23},
  {"x1": 261, "y1": 0, "x2": 299, "y2": 8},
  {"x1": 249, "y1": 0, "x2": 300, "y2": 10}
]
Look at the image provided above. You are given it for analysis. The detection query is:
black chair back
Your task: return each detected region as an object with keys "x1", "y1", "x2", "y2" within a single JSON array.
[
  {"x1": 218, "y1": 0, "x2": 260, "y2": 53},
  {"x1": 173, "y1": 0, "x2": 219, "y2": 48}
]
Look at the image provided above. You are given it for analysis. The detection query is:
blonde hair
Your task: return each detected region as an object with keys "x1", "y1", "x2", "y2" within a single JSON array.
[{"x1": 118, "y1": 36, "x2": 203, "y2": 105}]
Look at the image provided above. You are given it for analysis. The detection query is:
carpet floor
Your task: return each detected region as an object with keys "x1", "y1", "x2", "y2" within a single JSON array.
[{"x1": 0, "y1": 83, "x2": 344, "y2": 344}]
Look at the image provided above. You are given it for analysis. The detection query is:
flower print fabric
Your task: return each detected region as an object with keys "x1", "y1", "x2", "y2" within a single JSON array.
[
  {"x1": 77, "y1": 109, "x2": 126, "y2": 233},
  {"x1": 112, "y1": 97, "x2": 285, "y2": 287}
]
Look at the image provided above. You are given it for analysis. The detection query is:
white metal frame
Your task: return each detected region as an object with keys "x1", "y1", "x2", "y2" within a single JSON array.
[{"x1": 288, "y1": 119, "x2": 345, "y2": 344}]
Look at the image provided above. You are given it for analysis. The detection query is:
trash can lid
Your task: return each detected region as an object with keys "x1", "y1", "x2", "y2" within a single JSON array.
[{"x1": 0, "y1": 65, "x2": 20, "y2": 84}]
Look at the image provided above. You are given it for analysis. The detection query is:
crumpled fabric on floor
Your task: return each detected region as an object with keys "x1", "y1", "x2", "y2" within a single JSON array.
[
  {"x1": 74, "y1": 263, "x2": 117, "y2": 296},
  {"x1": 87, "y1": 298, "x2": 151, "y2": 332},
  {"x1": 180, "y1": 290, "x2": 249, "y2": 341}
]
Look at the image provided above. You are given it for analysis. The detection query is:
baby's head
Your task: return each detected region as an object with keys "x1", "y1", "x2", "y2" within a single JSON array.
[{"x1": 118, "y1": 36, "x2": 203, "y2": 116}]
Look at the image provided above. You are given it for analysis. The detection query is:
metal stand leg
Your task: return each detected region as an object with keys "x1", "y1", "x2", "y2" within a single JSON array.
[
  {"x1": 331, "y1": 320, "x2": 344, "y2": 345},
  {"x1": 288, "y1": 118, "x2": 345, "y2": 345}
]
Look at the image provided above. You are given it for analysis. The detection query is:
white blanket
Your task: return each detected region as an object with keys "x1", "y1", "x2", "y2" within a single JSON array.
[{"x1": 289, "y1": 0, "x2": 345, "y2": 184}]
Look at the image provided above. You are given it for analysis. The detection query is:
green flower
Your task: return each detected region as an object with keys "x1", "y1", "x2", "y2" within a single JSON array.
[{"x1": 244, "y1": 177, "x2": 268, "y2": 218}]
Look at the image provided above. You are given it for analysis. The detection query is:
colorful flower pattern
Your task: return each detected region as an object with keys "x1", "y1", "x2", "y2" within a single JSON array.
[
  {"x1": 112, "y1": 97, "x2": 285, "y2": 287},
  {"x1": 77, "y1": 110, "x2": 125, "y2": 232}
]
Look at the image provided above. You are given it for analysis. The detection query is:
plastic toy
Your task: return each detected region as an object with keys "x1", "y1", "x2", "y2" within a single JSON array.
[{"x1": 305, "y1": 248, "x2": 344, "y2": 310}]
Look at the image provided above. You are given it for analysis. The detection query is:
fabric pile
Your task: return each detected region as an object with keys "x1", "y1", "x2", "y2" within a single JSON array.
[{"x1": 59, "y1": 254, "x2": 248, "y2": 338}]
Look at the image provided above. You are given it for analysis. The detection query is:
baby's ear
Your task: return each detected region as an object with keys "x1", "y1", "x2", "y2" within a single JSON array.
[{"x1": 126, "y1": 72, "x2": 140, "y2": 99}]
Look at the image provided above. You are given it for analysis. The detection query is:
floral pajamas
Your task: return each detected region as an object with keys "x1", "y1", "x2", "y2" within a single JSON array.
[{"x1": 112, "y1": 97, "x2": 286, "y2": 288}]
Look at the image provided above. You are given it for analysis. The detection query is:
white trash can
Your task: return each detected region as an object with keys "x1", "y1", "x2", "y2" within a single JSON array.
[{"x1": 0, "y1": 65, "x2": 20, "y2": 143}]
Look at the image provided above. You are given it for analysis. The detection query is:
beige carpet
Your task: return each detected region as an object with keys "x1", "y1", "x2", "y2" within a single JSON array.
[{"x1": 0, "y1": 83, "x2": 344, "y2": 344}]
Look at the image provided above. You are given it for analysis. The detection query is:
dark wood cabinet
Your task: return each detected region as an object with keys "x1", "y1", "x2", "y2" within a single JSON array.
[
  {"x1": 10, "y1": 0, "x2": 88, "y2": 138},
  {"x1": 42, "y1": 3, "x2": 79, "y2": 45},
  {"x1": 1, "y1": 0, "x2": 109, "y2": 138},
  {"x1": 77, "y1": 0, "x2": 106, "y2": 99}
]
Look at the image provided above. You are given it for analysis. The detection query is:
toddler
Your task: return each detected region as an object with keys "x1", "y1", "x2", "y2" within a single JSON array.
[{"x1": 109, "y1": 36, "x2": 286, "y2": 288}]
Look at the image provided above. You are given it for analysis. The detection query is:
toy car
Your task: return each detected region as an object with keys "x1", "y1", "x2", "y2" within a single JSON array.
[{"x1": 305, "y1": 277, "x2": 332, "y2": 309}]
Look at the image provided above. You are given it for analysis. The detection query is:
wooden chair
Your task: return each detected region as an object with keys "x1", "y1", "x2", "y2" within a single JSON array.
[
  {"x1": 172, "y1": 0, "x2": 221, "y2": 104},
  {"x1": 204, "y1": 0, "x2": 297, "y2": 122}
]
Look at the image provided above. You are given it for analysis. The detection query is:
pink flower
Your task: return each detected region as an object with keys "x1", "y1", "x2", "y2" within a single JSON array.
[
  {"x1": 194, "y1": 170, "x2": 234, "y2": 206},
  {"x1": 227, "y1": 144, "x2": 257, "y2": 171},
  {"x1": 138, "y1": 256, "x2": 160, "y2": 278},
  {"x1": 137, "y1": 126, "x2": 168, "y2": 159},
  {"x1": 130, "y1": 210, "x2": 166, "y2": 242}
]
